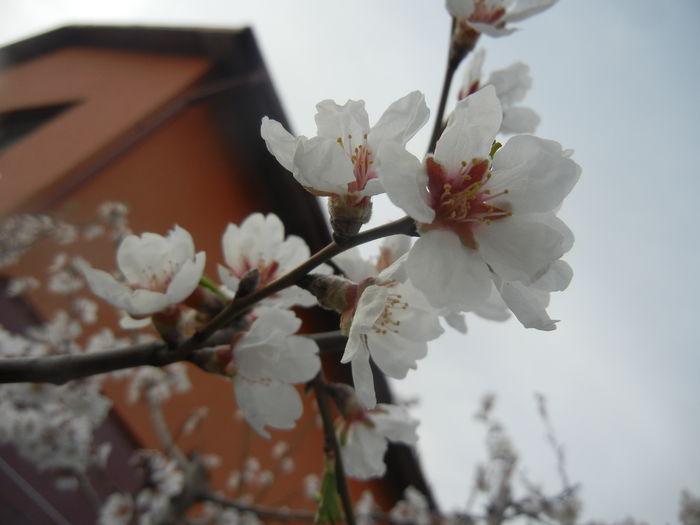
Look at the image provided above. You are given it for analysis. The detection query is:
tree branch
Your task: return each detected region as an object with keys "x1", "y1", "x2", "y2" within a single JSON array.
[{"x1": 0, "y1": 330, "x2": 346, "y2": 385}]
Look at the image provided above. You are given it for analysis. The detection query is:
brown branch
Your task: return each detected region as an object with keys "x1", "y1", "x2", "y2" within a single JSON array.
[
  {"x1": 203, "y1": 492, "x2": 317, "y2": 522},
  {"x1": 0, "y1": 216, "x2": 410, "y2": 386},
  {"x1": 185, "y1": 216, "x2": 416, "y2": 346},
  {"x1": 0, "y1": 330, "x2": 345, "y2": 385}
]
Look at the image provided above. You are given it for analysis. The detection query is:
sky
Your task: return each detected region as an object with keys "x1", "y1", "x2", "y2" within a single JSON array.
[{"x1": 2, "y1": 1, "x2": 699, "y2": 523}]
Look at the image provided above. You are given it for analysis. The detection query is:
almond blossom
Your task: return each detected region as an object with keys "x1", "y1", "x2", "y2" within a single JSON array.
[
  {"x1": 81, "y1": 225, "x2": 205, "y2": 317},
  {"x1": 337, "y1": 258, "x2": 443, "y2": 409},
  {"x1": 379, "y1": 86, "x2": 580, "y2": 328},
  {"x1": 336, "y1": 395, "x2": 418, "y2": 479},
  {"x1": 218, "y1": 213, "x2": 323, "y2": 308},
  {"x1": 261, "y1": 92, "x2": 429, "y2": 235},
  {"x1": 200, "y1": 307, "x2": 321, "y2": 437},
  {"x1": 447, "y1": 0, "x2": 558, "y2": 37},
  {"x1": 459, "y1": 48, "x2": 540, "y2": 134}
]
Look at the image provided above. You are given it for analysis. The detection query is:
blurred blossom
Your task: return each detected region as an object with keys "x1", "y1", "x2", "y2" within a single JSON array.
[{"x1": 81, "y1": 225, "x2": 205, "y2": 317}]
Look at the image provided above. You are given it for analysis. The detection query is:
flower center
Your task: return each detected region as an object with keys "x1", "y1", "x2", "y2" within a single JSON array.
[
  {"x1": 469, "y1": 0, "x2": 506, "y2": 25},
  {"x1": 336, "y1": 134, "x2": 377, "y2": 194},
  {"x1": 372, "y1": 291, "x2": 408, "y2": 336},
  {"x1": 423, "y1": 156, "x2": 511, "y2": 249}
]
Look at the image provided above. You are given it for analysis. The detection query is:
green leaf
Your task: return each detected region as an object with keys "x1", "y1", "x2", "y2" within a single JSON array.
[{"x1": 315, "y1": 456, "x2": 343, "y2": 524}]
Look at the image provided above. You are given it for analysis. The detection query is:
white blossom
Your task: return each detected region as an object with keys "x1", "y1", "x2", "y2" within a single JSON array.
[
  {"x1": 380, "y1": 86, "x2": 579, "y2": 329},
  {"x1": 218, "y1": 213, "x2": 324, "y2": 307},
  {"x1": 389, "y1": 487, "x2": 431, "y2": 525},
  {"x1": 222, "y1": 308, "x2": 321, "y2": 437},
  {"x1": 459, "y1": 48, "x2": 540, "y2": 134},
  {"x1": 339, "y1": 402, "x2": 418, "y2": 479},
  {"x1": 98, "y1": 493, "x2": 134, "y2": 525},
  {"x1": 342, "y1": 259, "x2": 444, "y2": 408},
  {"x1": 261, "y1": 92, "x2": 429, "y2": 199},
  {"x1": 81, "y1": 225, "x2": 205, "y2": 317},
  {"x1": 447, "y1": 0, "x2": 558, "y2": 37}
]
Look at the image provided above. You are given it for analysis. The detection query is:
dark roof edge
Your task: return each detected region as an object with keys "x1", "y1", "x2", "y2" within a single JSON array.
[{"x1": 0, "y1": 25, "x2": 256, "y2": 70}]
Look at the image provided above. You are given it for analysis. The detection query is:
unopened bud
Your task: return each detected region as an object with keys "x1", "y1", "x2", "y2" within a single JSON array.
[
  {"x1": 298, "y1": 274, "x2": 358, "y2": 314},
  {"x1": 191, "y1": 345, "x2": 236, "y2": 376},
  {"x1": 328, "y1": 194, "x2": 372, "y2": 241}
]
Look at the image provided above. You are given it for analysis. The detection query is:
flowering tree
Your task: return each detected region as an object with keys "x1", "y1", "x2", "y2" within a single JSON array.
[{"x1": 1, "y1": 2, "x2": 695, "y2": 524}]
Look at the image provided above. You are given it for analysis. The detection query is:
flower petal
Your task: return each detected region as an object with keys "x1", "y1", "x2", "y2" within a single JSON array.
[
  {"x1": 165, "y1": 251, "x2": 205, "y2": 304},
  {"x1": 342, "y1": 421, "x2": 388, "y2": 479},
  {"x1": 350, "y1": 345, "x2": 377, "y2": 409},
  {"x1": 407, "y1": 230, "x2": 492, "y2": 311},
  {"x1": 475, "y1": 215, "x2": 568, "y2": 283},
  {"x1": 369, "y1": 91, "x2": 429, "y2": 147},
  {"x1": 435, "y1": 86, "x2": 502, "y2": 170},
  {"x1": 293, "y1": 136, "x2": 355, "y2": 194},
  {"x1": 261, "y1": 117, "x2": 297, "y2": 173},
  {"x1": 489, "y1": 135, "x2": 581, "y2": 214},
  {"x1": 378, "y1": 142, "x2": 435, "y2": 224},
  {"x1": 233, "y1": 379, "x2": 303, "y2": 438},
  {"x1": 494, "y1": 276, "x2": 557, "y2": 331}
]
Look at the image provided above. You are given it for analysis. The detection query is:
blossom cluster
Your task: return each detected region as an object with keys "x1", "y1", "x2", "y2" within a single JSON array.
[{"x1": 2, "y1": 0, "x2": 582, "y2": 500}]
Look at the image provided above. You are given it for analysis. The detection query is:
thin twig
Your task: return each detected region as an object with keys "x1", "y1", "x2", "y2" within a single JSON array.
[
  {"x1": 185, "y1": 216, "x2": 416, "y2": 347},
  {"x1": 203, "y1": 492, "x2": 316, "y2": 522},
  {"x1": 146, "y1": 388, "x2": 189, "y2": 469},
  {"x1": 311, "y1": 374, "x2": 356, "y2": 525}
]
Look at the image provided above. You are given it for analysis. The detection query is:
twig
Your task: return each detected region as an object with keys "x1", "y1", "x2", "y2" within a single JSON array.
[
  {"x1": 0, "y1": 330, "x2": 345, "y2": 385},
  {"x1": 203, "y1": 492, "x2": 316, "y2": 522},
  {"x1": 185, "y1": 216, "x2": 416, "y2": 347},
  {"x1": 311, "y1": 374, "x2": 356, "y2": 525},
  {"x1": 146, "y1": 388, "x2": 189, "y2": 469}
]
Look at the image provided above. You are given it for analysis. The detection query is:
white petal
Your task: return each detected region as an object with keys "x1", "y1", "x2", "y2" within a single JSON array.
[
  {"x1": 293, "y1": 136, "x2": 354, "y2": 193},
  {"x1": 435, "y1": 86, "x2": 502, "y2": 170},
  {"x1": 369, "y1": 91, "x2": 429, "y2": 147},
  {"x1": 443, "y1": 311, "x2": 468, "y2": 333},
  {"x1": 494, "y1": 277, "x2": 557, "y2": 331},
  {"x1": 489, "y1": 135, "x2": 581, "y2": 214},
  {"x1": 461, "y1": 48, "x2": 486, "y2": 97},
  {"x1": 116, "y1": 232, "x2": 170, "y2": 287},
  {"x1": 487, "y1": 62, "x2": 532, "y2": 106},
  {"x1": 505, "y1": 0, "x2": 558, "y2": 23},
  {"x1": 531, "y1": 260, "x2": 573, "y2": 292},
  {"x1": 268, "y1": 336, "x2": 321, "y2": 383},
  {"x1": 371, "y1": 404, "x2": 418, "y2": 445},
  {"x1": 468, "y1": 22, "x2": 517, "y2": 37},
  {"x1": 445, "y1": 0, "x2": 475, "y2": 18},
  {"x1": 165, "y1": 251, "x2": 205, "y2": 304},
  {"x1": 476, "y1": 215, "x2": 568, "y2": 283},
  {"x1": 407, "y1": 230, "x2": 492, "y2": 311},
  {"x1": 217, "y1": 264, "x2": 240, "y2": 295},
  {"x1": 349, "y1": 285, "x2": 390, "y2": 335},
  {"x1": 341, "y1": 422, "x2": 387, "y2": 479},
  {"x1": 260, "y1": 117, "x2": 297, "y2": 173},
  {"x1": 314, "y1": 99, "x2": 369, "y2": 143},
  {"x1": 378, "y1": 142, "x2": 435, "y2": 224},
  {"x1": 234, "y1": 379, "x2": 303, "y2": 438},
  {"x1": 367, "y1": 330, "x2": 427, "y2": 380},
  {"x1": 333, "y1": 248, "x2": 377, "y2": 282},
  {"x1": 351, "y1": 346, "x2": 377, "y2": 409},
  {"x1": 500, "y1": 106, "x2": 540, "y2": 134}
]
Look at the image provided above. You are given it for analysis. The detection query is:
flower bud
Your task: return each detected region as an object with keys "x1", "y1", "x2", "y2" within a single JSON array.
[
  {"x1": 328, "y1": 194, "x2": 372, "y2": 241},
  {"x1": 298, "y1": 274, "x2": 359, "y2": 314}
]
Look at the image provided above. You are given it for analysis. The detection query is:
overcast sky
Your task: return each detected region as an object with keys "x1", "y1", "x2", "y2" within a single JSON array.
[{"x1": 2, "y1": 1, "x2": 699, "y2": 523}]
